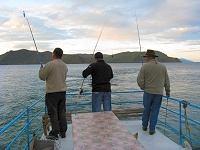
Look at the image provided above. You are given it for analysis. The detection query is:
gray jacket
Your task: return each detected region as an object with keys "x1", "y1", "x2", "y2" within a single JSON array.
[
  {"x1": 39, "y1": 59, "x2": 67, "y2": 93},
  {"x1": 137, "y1": 59, "x2": 170, "y2": 95}
]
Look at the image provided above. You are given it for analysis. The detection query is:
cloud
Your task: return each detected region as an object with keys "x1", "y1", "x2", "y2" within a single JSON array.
[{"x1": 0, "y1": 0, "x2": 200, "y2": 61}]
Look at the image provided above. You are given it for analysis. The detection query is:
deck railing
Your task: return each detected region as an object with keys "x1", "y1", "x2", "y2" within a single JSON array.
[
  {"x1": 0, "y1": 95, "x2": 46, "y2": 150},
  {"x1": 158, "y1": 96, "x2": 200, "y2": 147},
  {"x1": 0, "y1": 90, "x2": 199, "y2": 149}
]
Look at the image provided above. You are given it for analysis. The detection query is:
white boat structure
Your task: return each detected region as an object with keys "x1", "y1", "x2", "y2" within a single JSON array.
[{"x1": 0, "y1": 90, "x2": 199, "y2": 150}]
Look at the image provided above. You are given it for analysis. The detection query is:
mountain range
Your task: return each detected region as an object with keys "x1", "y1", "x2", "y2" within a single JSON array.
[{"x1": 0, "y1": 49, "x2": 181, "y2": 65}]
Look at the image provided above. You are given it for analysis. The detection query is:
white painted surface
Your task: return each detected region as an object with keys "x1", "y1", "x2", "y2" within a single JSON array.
[{"x1": 42, "y1": 120, "x2": 187, "y2": 150}]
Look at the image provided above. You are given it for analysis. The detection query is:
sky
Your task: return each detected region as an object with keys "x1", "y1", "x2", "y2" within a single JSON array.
[{"x1": 0, "y1": 0, "x2": 200, "y2": 62}]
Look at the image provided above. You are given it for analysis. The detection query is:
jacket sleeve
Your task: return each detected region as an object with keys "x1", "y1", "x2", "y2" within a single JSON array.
[
  {"x1": 164, "y1": 68, "x2": 170, "y2": 93},
  {"x1": 39, "y1": 64, "x2": 50, "y2": 81},
  {"x1": 110, "y1": 66, "x2": 113, "y2": 79},
  {"x1": 137, "y1": 66, "x2": 145, "y2": 90},
  {"x1": 82, "y1": 64, "x2": 93, "y2": 78}
]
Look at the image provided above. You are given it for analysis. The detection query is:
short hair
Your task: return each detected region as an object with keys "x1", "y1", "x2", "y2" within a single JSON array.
[
  {"x1": 94, "y1": 52, "x2": 103, "y2": 59},
  {"x1": 53, "y1": 48, "x2": 63, "y2": 58}
]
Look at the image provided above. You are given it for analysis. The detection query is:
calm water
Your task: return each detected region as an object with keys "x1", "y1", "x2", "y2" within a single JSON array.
[{"x1": 0, "y1": 63, "x2": 200, "y2": 149}]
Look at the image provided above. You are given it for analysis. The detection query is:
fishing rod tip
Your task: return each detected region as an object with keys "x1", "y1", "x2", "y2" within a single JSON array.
[{"x1": 23, "y1": 11, "x2": 25, "y2": 17}]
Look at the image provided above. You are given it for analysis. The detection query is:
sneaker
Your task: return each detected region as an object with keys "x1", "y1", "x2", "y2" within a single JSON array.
[
  {"x1": 142, "y1": 127, "x2": 147, "y2": 131},
  {"x1": 59, "y1": 132, "x2": 66, "y2": 138},
  {"x1": 149, "y1": 131, "x2": 156, "y2": 135}
]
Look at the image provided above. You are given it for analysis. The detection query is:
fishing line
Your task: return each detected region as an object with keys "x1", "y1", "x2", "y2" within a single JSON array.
[
  {"x1": 23, "y1": 11, "x2": 43, "y2": 67},
  {"x1": 135, "y1": 13, "x2": 143, "y2": 65},
  {"x1": 75, "y1": 20, "x2": 107, "y2": 110}
]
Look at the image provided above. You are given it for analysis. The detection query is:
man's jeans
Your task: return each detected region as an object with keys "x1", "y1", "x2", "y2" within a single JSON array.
[
  {"x1": 142, "y1": 91, "x2": 162, "y2": 131},
  {"x1": 92, "y1": 92, "x2": 112, "y2": 112}
]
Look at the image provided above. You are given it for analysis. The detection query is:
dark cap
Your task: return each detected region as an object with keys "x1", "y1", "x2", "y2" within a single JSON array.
[
  {"x1": 143, "y1": 49, "x2": 158, "y2": 57},
  {"x1": 94, "y1": 52, "x2": 103, "y2": 59}
]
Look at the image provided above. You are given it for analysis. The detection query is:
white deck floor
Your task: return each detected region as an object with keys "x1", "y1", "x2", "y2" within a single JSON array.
[
  {"x1": 42, "y1": 120, "x2": 188, "y2": 150},
  {"x1": 121, "y1": 120, "x2": 185, "y2": 150}
]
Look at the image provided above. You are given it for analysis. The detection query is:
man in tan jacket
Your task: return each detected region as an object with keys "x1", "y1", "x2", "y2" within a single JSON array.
[
  {"x1": 39, "y1": 48, "x2": 68, "y2": 139},
  {"x1": 137, "y1": 49, "x2": 170, "y2": 135}
]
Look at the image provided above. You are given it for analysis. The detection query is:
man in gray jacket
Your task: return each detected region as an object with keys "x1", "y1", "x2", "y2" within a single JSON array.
[
  {"x1": 39, "y1": 48, "x2": 68, "y2": 139},
  {"x1": 137, "y1": 49, "x2": 170, "y2": 135}
]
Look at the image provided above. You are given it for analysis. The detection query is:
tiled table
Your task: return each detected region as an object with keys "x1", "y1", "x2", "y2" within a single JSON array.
[{"x1": 72, "y1": 111, "x2": 145, "y2": 150}]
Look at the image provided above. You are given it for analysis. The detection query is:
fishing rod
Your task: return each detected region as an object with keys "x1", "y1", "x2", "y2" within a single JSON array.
[
  {"x1": 75, "y1": 20, "x2": 107, "y2": 104},
  {"x1": 90, "y1": 20, "x2": 107, "y2": 62},
  {"x1": 135, "y1": 13, "x2": 143, "y2": 65},
  {"x1": 23, "y1": 11, "x2": 43, "y2": 67}
]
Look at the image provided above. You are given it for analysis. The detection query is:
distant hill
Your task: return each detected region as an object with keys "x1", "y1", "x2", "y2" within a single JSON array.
[
  {"x1": 179, "y1": 58, "x2": 193, "y2": 63},
  {"x1": 0, "y1": 49, "x2": 52, "y2": 65},
  {"x1": 0, "y1": 49, "x2": 181, "y2": 65}
]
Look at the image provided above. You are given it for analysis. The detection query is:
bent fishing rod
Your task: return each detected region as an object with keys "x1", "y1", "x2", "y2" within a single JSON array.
[
  {"x1": 135, "y1": 13, "x2": 143, "y2": 65},
  {"x1": 75, "y1": 20, "x2": 107, "y2": 103},
  {"x1": 23, "y1": 11, "x2": 43, "y2": 67}
]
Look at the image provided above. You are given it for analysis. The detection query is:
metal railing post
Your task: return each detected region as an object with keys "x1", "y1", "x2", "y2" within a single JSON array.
[
  {"x1": 45, "y1": 104, "x2": 47, "y2": 114},
  {"x1": 26, "y1": 107, "x2": 30, "y2": 150},
  {"x1": 179, "y1": 101, "x2": 182, "y2": 146}
]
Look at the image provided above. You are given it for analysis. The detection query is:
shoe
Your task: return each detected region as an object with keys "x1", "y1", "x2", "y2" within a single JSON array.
[
  {"x1": 142, "y1": 127, "x2": 147, "y2": 131},
  {"x1": 149, "y1": 131, "x2": 156, "y2": 135},
  {"x1": 49, "y1": 131, "x2": 58, "y2": 138},
  {"x1": 59, "y1": 132, "x2": 66, "y2": 138},
  {"x1": 46, "y1": 135, "x2": 59, "y2": 140},
  {"x1": 46, "y1": 131, "x2": 59, "y2": 140}
]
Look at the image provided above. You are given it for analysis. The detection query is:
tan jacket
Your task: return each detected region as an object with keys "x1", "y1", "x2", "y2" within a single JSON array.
[
  {"x1": 137, "y1": 59, "x2": 170, "y2": 95},
  {"x1": 39, "y1": 59, "x2": 67, "y2": 93}
]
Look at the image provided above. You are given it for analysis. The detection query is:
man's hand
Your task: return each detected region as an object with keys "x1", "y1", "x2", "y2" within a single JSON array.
[{"x1": 166, "y1": 91, "x2": 170, "y2": 97}]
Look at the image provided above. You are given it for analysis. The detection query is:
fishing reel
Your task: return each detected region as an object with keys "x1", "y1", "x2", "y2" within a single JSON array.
[{"x1": 79, "y1": 88, "x2": 83, "y2": 95}]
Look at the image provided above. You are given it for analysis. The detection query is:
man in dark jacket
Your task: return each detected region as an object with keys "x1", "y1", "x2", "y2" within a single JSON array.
[{"x1": 82, "y1": 52, "x2": 113, "y2": 112}]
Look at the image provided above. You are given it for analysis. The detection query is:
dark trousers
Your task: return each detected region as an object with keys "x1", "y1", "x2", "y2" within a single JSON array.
[{"x1": 45, "y1": 92, "x2": 67, "y2": 135}]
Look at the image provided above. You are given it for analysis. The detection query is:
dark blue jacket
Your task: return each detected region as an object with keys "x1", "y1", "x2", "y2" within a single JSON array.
[{"x1": 82, "y1": 60, "x2": 113, "y2": 92}]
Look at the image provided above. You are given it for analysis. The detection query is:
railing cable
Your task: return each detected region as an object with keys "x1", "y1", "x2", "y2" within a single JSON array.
[
  {"x1": 182, "y1": 100, "x2": 192, "y2": 146},
  {"x1": 163, "y1": 97, "x2": 169, "y2": 134}
]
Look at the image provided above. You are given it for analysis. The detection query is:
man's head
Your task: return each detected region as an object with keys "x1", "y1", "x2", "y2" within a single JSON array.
[
  {"x1": 94, "y1": 52, "x2": 103, "y2": 60},
  {"x1": 143, "y1": 49, "x2": 158, "y2": 61},
  {"x1": 143, "y1": 49, "x2": 158, "y2": 58},
  {"x1": 53, "y1": 48, "x2": 63, "y2": 59}
]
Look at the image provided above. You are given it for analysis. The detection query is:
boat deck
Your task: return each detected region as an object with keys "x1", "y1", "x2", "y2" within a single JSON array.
[{"x1": 41, "y1": 120, "x2": 186, "y2": 150}]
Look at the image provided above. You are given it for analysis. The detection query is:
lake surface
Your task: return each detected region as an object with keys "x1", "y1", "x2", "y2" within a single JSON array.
[{"x1": 0, "y1": 63, "x2": 200, "y2": 149}]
